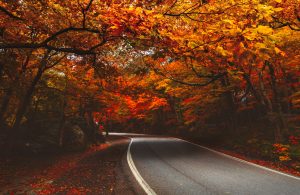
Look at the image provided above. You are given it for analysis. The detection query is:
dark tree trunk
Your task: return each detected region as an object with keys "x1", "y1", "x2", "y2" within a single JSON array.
[
  {"x1": 266, "y1": 61, "x2": 287, "y2": 141},
  {"x1": 58, "y1": 77, "x2": 68, "y2": 147},
  {"x1": 0, "y1": 62, "x2": 3, "y2": 81},
  {"x1": 0, "y1": 87, "x2": 12, "y2": 127},
  {"x1": 58, "y1": 113, "x2": 66, "y2": 147},
  {"x1": 0, "y1": 51, "x2": 32, "y2": 128},
  {"x1": 11, "y1": 51, "x2": 50, "y2": 134},
  {"x1": 242, "y1": 73, "x2": 268, "y2": 114},
  {"x1": 220, "y1": 74, "x2": 238, "y2": 135}
]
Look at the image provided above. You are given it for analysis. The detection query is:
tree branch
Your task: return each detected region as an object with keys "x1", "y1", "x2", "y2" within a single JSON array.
[
  {"x1": 270, "y1": 16, "x2": 300, "y2": 31},
  {"x1": 44, "y1": 54, "x2": 68, "y2": 70},
  {"x1": 0, "y1": 27, "x2": 107, "y2": 55},
  {"x1": 0, "y1": 6, "x2": 23, "y2": 20},
  {"x1": 154, "y1": 66, "x2": 226, "y2": 87},
  {"x1": 41, "y1": 27, "x2": 103, "y2": 45}
]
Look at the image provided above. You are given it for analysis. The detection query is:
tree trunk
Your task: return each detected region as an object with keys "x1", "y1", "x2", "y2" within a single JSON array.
[
  {"x1": 220, "y1": 74, "x2": 238, "y2": 135},
  {"x1": 11, "y1": 51, "x2": 50, "y2": 134},
  {"x1": 58, "y1": 76, "x2": 68, "y2": 147},
  {"x1": 279, "y1": 65, "x2": 294, "y2": 113},
  {"x1": 0, "y1": 51, "x2": 32, "y2": 128},
  {"x1": 257, "y1": 68, "x2": 273, "y2": 112},
  {"x1": 243, "y1": 73, "x2": 268, "y2": 111},
  {"x1": 84, "y1": 108, "x2": 98, "y2": 143},
  {"x1": 0, "y1": 87, "x2": 12, "y2": 127},
  {"x1": 58, "y1": 114, "x2": 66, "y2": 147},
  {"x1": 266, "y1": 61, "x2": 287, "y2": 141},
  {"x1": 0, "y1": 62, "x2": 3, "y2": 82},
  {"x1": 58, "y1": 99, "x2": 67, "y2": 147}
]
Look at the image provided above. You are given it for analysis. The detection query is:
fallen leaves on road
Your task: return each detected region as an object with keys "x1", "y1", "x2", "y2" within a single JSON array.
[{"x1": 0, "y1": 137, "x2": 128, "y2": 195}]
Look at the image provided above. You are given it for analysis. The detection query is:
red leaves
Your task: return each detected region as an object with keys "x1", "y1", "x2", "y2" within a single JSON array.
[
  {"x1": 123, "y1": 93, "x2": 168, "y2": 119},
  {"x1": 289, "y1": 135, "x2": 300, "y2": 145},
  {"x1": 0, "y1": 144, "x2": 109, "y2": 195},
  {"x1": 66, "y1": 188, "x2": 84, "y2": 195}
]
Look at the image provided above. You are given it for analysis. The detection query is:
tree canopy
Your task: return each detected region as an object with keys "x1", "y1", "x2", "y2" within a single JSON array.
[{"x1": 0, "y1": 0, "x2": 299, "y2": 158}]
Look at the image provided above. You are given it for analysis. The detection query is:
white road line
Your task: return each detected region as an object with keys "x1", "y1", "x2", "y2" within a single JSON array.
[
  {"x1": 127, "y1": 138, "x2": 157, "y2": 195},
  {"x1": 175, "y1": 138, "x2": 300, "y2": 181}
]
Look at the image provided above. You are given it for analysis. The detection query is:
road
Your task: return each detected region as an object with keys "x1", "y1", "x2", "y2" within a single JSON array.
[{"x1": 122, "y1": 135, "x2": 300, "y2": 195}]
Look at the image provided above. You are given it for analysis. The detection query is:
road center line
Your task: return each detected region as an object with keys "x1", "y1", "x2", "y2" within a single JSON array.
[{"x1": 127, "y1": 138, "x2": 157, "y2": 195}]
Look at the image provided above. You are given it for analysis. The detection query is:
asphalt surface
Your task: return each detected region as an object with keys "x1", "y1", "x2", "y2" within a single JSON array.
[{"x1": 127, "y1": 136, "x2": 300, "y2": 195}]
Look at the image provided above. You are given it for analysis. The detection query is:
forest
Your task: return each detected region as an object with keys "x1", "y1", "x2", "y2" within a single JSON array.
[{"x1": 0, "y1": 0, "x2": 299, "y2": 171}]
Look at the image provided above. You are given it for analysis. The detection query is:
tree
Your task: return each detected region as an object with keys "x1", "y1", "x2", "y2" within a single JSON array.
[{"x1": 0, "y1": 0, "x2": 299, "y2": 152}]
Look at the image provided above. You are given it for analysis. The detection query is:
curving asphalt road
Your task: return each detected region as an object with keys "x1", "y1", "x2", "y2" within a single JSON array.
[{"x1": 125, "y1": 136, "x2": 300, "y2": 195}]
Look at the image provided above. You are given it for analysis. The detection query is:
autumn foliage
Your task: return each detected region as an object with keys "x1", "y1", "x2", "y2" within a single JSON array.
[{"x1": 0, "y1": 0, "x2": 299, "y2": 169}]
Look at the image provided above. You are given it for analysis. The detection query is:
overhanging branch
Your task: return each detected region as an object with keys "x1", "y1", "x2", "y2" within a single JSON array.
[
  {"x1": 0, "y1": 27, "x2": 107, "y2": 55},
  {"x1": 154, "y1": 66, "x2": 226, "y2": 87},
  {"x1": 0, "y1": 6, "x2": 23, "y2": 20}
]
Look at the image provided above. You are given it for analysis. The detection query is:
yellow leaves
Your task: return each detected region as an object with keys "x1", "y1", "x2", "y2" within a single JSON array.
[
  {"x1": 256, "y1": 4, "x2": 275, "y2": 22},
  {"x1": 273, "y1": 7, "x2": 283, "y2": 12},
  {"x1": 254, "y1": 42, "x2": 286, "y2": 59},
  {"x1": 216, "y1": 46, "x2": 231, "y2": 57},
  {"x1": 279, "y1": 155, "x2": 291, "y2": 161},
  {"x1": 255, "y1": 42, "x2": 267, "y2": 49},
  {"x1": 49, "y1": 2, "x2": 66, "y2": 13},
  {"x1": 154, "y1": 14, "x2": 164, "y2": 19},
  {"x1": 155, "y1": 79, "x2": 171, "y2": 91},
  {"x1": 109, "y1": 26, "x2": 119, "y2": 30},
  {"x1": 243, "y1": 25, "x2": 273, "y2": 42},
  {"x1": 44, "y1": 70, "x2": 66, "y2": 91},
  {"x1": 216, "y1": 46, "x2": 226, "y2": 56},
  {"x1": 228, "y1": 27, "x2": 242, "y2": 36},
  {"x1": 128, "y1": 6, "x2": 135, "y2": 11},
  {"x1": 187, "y1": 41, "x2": 198, "y2": 49},
  {"x1": 127, "y1": 6, "x2": 143, "y2": 14},
  {"x1": 222, "y1": 19, "x2": 234, "y2": 25},
  {"x1": 274, "y1": 0, "x2": 282, "y2": 3},
  {"x1": 243, "y1": 32, "x2": 257, "y2": 41},
  {"x1": 274, "y1": 47, "x2": 286, "y2": 56},
  {"x1": 135, "y1": 7, "x2": 144, "y2": 15},
  {"x1": 256, "y1": 25, "x2": 273, "y2": 35}
]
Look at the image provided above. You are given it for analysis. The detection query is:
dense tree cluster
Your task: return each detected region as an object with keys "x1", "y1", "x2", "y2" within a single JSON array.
[{"x1": 0, "y1": 0, "x2": 299, "y2": 159}]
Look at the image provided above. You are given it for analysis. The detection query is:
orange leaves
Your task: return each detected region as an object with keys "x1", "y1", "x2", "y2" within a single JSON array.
[
  {"x1": 0, "y1": 0, "x2": 298, "y2": 135},
  {"x1": 123, "y1": 93, "x2": 168, "y2": 119},
  {"x1": 273, "y1": 144, "x2": 291, "y2": 162},
  {"x1": 93, "y1": 72, "x2": 170, "y2": 123},
  {"x1": 99, "y1": 4, "x2": 161, "y2": 38},
  {"x1": 274, "y1": 47, "x2": 286, "y2": 56},
  {"x1": 289, "y1": 135, "x2": 300, "y2": 145},
  {"x1": 149, "y1": 97, "x2": 168, "y2": 110},
  {"x1": 279, "y1": 156, "x2": 291, "y2": 161}
]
